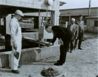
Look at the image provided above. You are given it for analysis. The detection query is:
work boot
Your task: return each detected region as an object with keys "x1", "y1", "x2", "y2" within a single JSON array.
[
  {"x1": 11, "y1": 70, "x2": 19, "y2": 74},
  {"x1": 56, "y1": 60, "x2": 60, "y2": 63},
  {"x1": 18, "y1": 64, "x2": 22, "y2": 68},
  {"x1": 78, "y1": 47, "x2": 82, "y2": 50}
]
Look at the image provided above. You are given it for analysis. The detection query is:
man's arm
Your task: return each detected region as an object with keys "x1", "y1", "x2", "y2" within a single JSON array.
[
  {"x1": 10, "y1": 20, "x2": 17, "y2": 40},
  {"x1": 10, "y1": 20, "x2": 18, "y2": 50}
]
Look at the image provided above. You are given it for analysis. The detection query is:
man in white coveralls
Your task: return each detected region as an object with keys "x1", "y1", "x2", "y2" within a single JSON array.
[{"x1": 9, "y1": 10, "x2": 24, "y2": 74}]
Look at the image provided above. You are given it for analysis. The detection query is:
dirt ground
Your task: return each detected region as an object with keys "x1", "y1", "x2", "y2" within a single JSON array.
[{"x1": 0, "y1": 33, "x2": 98, "y2": 77}]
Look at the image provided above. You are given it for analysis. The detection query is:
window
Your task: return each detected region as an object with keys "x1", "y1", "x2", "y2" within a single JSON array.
[{"x1": 94, "y1": 21, "x2": 98, "y2": 27}]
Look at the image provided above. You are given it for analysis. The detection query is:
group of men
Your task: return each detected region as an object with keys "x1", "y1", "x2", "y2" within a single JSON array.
[
  {"x1": 9, "y1": 9, "x2": 84, "y2": 74},
  {"x1": 70, "y1": 17, "x2": 84, "y2": 51},
  {"x1": 45, "y1": 16, "x2": 84, "y2": 66}
]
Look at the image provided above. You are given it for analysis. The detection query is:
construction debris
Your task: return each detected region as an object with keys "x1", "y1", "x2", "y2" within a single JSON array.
[{"x1": 41, "y1": 67, "x2": 60, "y2": 77}]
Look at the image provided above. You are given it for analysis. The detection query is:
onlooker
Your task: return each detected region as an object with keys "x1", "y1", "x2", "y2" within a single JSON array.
[
  {"x1": 9, "y1": 10, "x2": 24, "y2": 74},
  {"x1": 46, "y1": 25, "x2": 72, "y2": 65},
  {"x1": 79, "y1": 15, "x2": 85, "y2": 31},
  {"x1": 78, "y1": 15, "x2": 84, "y2": 49},
  {"x1": 70, "y1": 18, "x2": 79, "y2": 51}
]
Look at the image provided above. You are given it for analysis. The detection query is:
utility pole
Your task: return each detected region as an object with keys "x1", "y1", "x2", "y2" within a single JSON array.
[
  {"x1": 87, "y1": 0, "x2": 91, "y2": 31},
  {"x1": 88, "y1": 0, "x2": 91, "y2": 16}
]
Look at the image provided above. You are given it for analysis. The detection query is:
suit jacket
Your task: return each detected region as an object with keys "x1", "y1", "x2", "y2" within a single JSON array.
[{"x1": 51, "y1": 26, "x2": 72, "y2": 46}]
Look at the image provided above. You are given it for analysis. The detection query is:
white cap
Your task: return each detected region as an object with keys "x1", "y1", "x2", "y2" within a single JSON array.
[
  {"x1": 71, "y1": 18, "x2": 75, "y2": 22},
  {"x1": 48, "y1": 0, "x2": 53, "y2": 6},
  {"x1": 15, "y1": 10, "x2": 24, "y2": 16}
]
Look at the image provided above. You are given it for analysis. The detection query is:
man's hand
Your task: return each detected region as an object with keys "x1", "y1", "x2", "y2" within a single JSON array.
[
  {"x1": 46, "y1": 43, "x2": 53, "y2": 47},
  {"x1": 14, "y1": 52, "x2": 19, "y2": 59},
  {"x1": 46, "y1": 39, "x2": 53, "y2": 43}
]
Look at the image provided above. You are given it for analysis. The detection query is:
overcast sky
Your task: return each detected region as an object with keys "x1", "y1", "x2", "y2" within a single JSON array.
[{"x1": 60, "y1": 0, "x2": 98, "y2": 9}]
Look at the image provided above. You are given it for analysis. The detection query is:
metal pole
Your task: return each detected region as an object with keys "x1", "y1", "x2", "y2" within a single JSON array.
[
  {"x1": 87, "y1": 0, "x2": 91, "y2": 31},
  {"x1": 38, "y1": 9, "x2": 41, "y2": 47},
  {"x1": 88, "y1": 0, "x2": 91, "y2": 16}
]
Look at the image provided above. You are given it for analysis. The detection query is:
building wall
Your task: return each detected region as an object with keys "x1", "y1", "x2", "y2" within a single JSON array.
[
  {"x1": 60, "y1": 7, "x2": 98, "y2": 33},
  {"x1": 0, "y1": 0, "x2": 57, "y2": 10},
  {"x1": 60, "y1": 7, "x2": 98, "y2": 16},
  {"x1": 87, "y1": 18, "x2": 98, "y2": 33}
]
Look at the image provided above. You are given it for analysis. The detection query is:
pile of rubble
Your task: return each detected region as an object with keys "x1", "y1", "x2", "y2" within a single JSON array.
[{"x1": 41, "y1": 67, "x2": 60, "y2": 77}]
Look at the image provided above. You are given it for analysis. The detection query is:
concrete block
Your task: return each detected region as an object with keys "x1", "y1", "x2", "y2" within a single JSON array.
[
  {"x1": 19, "y1": 45, "x2": 60, "y2": 64},
  {"x1": 0, "y1": 54, "x2": 9, "y2": 68},
  {"x1": 0, "y1": 45, "x2": 60, "y2": 67},
  {"x1": 40, "y1": 45, "x2": 60, "y2": 60},
  {"x1": 21, "y1": 48, "x2": 40, "y2": 64}
]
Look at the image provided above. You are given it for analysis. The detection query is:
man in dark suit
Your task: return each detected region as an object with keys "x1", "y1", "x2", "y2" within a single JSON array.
[{"x1": 47, "y1": 26, "x2": 72, "y2": 66}]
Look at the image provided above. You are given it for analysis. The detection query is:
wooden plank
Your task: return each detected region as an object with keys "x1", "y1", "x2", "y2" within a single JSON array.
[{"x1": 0, "y1": 51, "x2": 11, "y2": 55}]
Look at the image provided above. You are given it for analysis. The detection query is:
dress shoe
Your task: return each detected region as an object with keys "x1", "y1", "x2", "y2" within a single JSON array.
[
  {"x1": 11, "y1": 70, "x2": 19, "y2": 74},
  {"x1": 56, "y1": 60, "x2": 60, "y2": 63},
  {"x1": 78, "y1": 47, "x2": 82, "y2": 50},
  {"x1": 54, "y1": 62, "x2": 63, "y2": 66},
  {"x1": 18, "y1": 64, "x2": 22, "y2": 68}
]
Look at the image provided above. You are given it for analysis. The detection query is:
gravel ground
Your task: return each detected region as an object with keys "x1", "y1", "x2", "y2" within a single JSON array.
[{"x1": 0, "y1": 35, "x2": 98, "y2": 77}]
